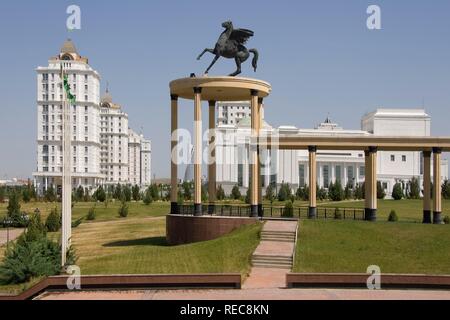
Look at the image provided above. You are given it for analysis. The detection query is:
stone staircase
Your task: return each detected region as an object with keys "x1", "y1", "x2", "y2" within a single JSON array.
[
  {"x1": 260, "y1": 230, "x2": 296, "y2": 242},
  {"x1": 251, "y1": 254, "x2": 293, "y2": 269},
  {"x1": 250, "y1": 221, "x2": 297, "y2": 270}
]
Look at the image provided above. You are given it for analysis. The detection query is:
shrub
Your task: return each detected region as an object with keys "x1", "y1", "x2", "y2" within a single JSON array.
[
  {"x1": 278, "y1": 183, "x2": 292, "y2": 202},
  {"x1": 118, "y1": 200, "x2": 129, "y2": 218},
  {"x1": 354, "y1": 183, "x2": 364, "y2": 200},
  {"x1": 442, "y1": 180, "x2": 450, "y2": 200},
  {"x1": 44, "y1": 185, "x2": 57, "y2": 202},
  {"x1": 45, "y1": 207, "x2": 61, "y2": 232},
  {"x1": 123, "y1": 186, "x2": 132, "y2": 202},
  {"x1": 329, "y1": 181, "x2": 344, "y2": 201},
  {"x1": 86, "y1": 207, "x2": 96, "y2": 221},
  {"x1": 0, "y1": 213, "x2": 70, "y2": 285},
  {"x1": 7, "y1": 191, "x2": 21, "y2": 218},
  {"x1": 317, "y1": 187, "x2": 328, "y2": 201},
  {"x1": 71, "y1": 217, "x2": 83, "y2": 228},
  {"x1": 93, "y1": 186, "x2": 106, "y2": 202},
  {"x1": 132, "y1": 185, "x2": 141, "y2": 201},
  {"x1": 231, "y1": 185, "x2": 241, "y2": 200},
  {"x1": 392, "y1": 183, "x2": 403, "y2": 200},
  {"x1": 407, "y1": 177, "x2": 420, "y2": 199},
  {"x1": 143, "y1": 189, "x2": 153, "y2": 205},
  {"x1": 217, "y1": 185, "x2": 225, "y2": 201},
  {"x1": 443, "y1": 216, "x2": 450, "y2": 225},
  {"x1": 265, "y1": 183, "x2": 275, "y2": 203},
  {"x1": 245, "y1": 188, "x2": 251, "y2": 204},
  {"x1": 388, "y1": 210, "x2": 398, "y2": 222},
  {"x1": 377, "y1": 181, "x2": 386, "y2": 200},
  {"x1": 282, "y1": 200, "x2": 294, "y2": 218},
  {"x1": 334, "y1": 208, "x2": 343, "y2": 220},
  {"x1": 344, "y1": 182, "x2": 353, "y2": 200}
]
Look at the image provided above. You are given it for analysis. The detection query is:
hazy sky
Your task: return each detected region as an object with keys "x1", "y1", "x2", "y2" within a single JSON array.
[{"x1": 1, "y1": 0, "x2": 450, "y2": 179}]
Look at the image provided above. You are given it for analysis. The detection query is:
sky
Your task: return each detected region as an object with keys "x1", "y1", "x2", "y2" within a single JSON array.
[{"x1": 1, "y1": 0, "x2": 450, "y2": 179}]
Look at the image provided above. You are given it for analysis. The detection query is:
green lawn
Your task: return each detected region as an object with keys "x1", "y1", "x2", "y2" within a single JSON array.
[
  {"x1": 320, "y1": 199, "x2": 450, "y2": 223},
  {"x1": 73, "y1": 217, "x2": 261, "y2": 275},
  {"x1": 294, "y1": 219, "x2": 450, "y2": 274},
  {"x1": 0, "y1": 200, "x2": 170, "y2": 224}
]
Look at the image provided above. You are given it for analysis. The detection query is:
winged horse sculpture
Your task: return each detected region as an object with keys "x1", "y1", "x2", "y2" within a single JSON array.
[{"x1": 197, "y1": 21, "x2": 259, "y2": 76}]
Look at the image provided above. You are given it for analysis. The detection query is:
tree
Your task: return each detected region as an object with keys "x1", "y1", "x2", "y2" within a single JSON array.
[
  {"x1": 442, "y1": 179, "x2": 450, "y2": 200},
  {"x1": 231, "y1": 185, "x2": 241, "y2": 200},
  {"x1": 45, "y1": 207, "x2": 61, "y2": 232},
  {"x1": 132, "y1": 185, "x2": 141, "y2": 201},
  {"x1": 113, "y1": 183, "x2": 122, "y2": 200},
  {"x1": 217, "y1": 185, "x2": 225, "y2": 201},
  {"x1": 143, "y1": 188, "x2": 153, "y2": 205},
  {"x1": 118, "y1": 199, "x2": 129, "y2": 218},
  {"x1": 266, "y1": 183, "x2": 275, "y2": 204},
  {"x1": 277, "y1": 183, "x2": 291, "y2": 202},
  {"x1": 317, "y1": 186, "x2": 328, "y2": 201},
  {"x1": 392, "y1": 183, "x2": 403, "y2": 200},
  {"x1": 354, "y1": 183, "x2": 364, "y2": 200},
  {"x1": 181, "y1": 181, "x2": 192, "y2": 201},
  {"x1": 328, "y1": 181, "x2": 344, "y2": 201},
  {"x1": 93, "y1": 186, "x2": 106, "y2": 202},
  {"x1": 245, "y1": 187, "x2": 251, "y2": 204},
  {"x1": 377, "y1": 181, "x2": 386, "y2": 200},
  {"x1": 149, "y1": 183, "x2": 161, "y2": 201},
  {"x1": 344, "y1": 182, "x2": 353, "y2": 200},
  {"x1": 22, "y1": 187, "x2": 31, "y2": 203},
  {"x1": 407, "y1": 177, "x2": 420, "y2": 199},
  {"x1": 0, "y1": 187, "x2": 5, "y2": 203},
  {"x1": 122, "y1": 185, "x2": 132, "y2": 202},
  {"x1": 44, "y1": 185, "x2": 57, "y2": 202},
  {"x1": 75, "y1": 185, "x2": 84, "y2": 202},
  {"x1": 282, "y1": 200, "x2": 294, "y2": 217},
  {"x1": 7, "y1": 191, "x2": 21, "y2": 218}
]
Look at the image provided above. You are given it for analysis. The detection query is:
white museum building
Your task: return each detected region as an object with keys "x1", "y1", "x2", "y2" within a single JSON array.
[
  {"x1": 33, "y1": 40, "x2": 152, "y2": 195},
  {"x1": 212, "y1": 102, "x2": 448, "y2": 198}
]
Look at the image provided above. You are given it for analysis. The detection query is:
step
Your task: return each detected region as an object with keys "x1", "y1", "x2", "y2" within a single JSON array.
[
  {"x1": 252, "y1": 255, "x2": 293, "y2": 262},
  {"x1": 261, "y1": 231, "x2": 296, "y2": 236},
  {"x1": 252, "y1": 262, "x2": 292, "y2": 269},
  {"x1": 261, "y1": 234, "x2": 296, "y2": 239}
]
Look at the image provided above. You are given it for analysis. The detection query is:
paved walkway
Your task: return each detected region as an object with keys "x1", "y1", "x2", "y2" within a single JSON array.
[
  {"x1": 0, "y1": 228, "x2": 24, "y2": 246},
  {"x1": 243, "y1": 220, "x2": 298, "y2": 289},
  {"x1": 38, "y1": 288, "x2": 450, "y2": 300}
]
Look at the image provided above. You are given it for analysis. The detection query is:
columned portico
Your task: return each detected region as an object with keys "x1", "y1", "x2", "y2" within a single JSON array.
[
  {"x1": 308, "y1": 146, "x2": 317, "y2": 218},
  {"x1": 193, "y1": 87, "x2": 203, "y2": 216},
  {"x1": 208, "y1": 100, "x2": 217, "y2": 214},
  {"x1": 365, "y1": 146, "x2": 377, "y2": 221},
  {"x1": 433, "y1": 147, "x2": 442, "y2": 224},
  {"x1": 423, "y1": 151, "x2": 432, "y2": 224},
  {"x1": 170, "y1": 94, "x2": 179, "y2": 214}
]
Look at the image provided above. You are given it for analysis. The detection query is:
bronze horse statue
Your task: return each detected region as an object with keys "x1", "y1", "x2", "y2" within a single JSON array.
[{"x1": 197, "y1": 21, "x2": 259, "y2": 76}]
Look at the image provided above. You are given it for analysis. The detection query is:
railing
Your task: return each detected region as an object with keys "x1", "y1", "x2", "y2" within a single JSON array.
[{"x1": 175, "y1": 204, "x2": 365, "y2": 221}]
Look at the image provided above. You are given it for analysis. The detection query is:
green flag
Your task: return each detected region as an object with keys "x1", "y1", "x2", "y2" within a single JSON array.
[{"x1": 63, "y1": 74, "x2": 76, "y2": 105}]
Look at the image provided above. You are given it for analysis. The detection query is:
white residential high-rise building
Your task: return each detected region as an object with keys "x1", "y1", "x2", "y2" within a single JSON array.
[
  {"x1": 100, "y1": 90, "x2": 129, "y2": 185},
  {"x1": 34, "y1": 39, "x2": 103, "y2": 194},
  {"x1": 33, "y1": 40, "x2": 152, "y2": 194}
]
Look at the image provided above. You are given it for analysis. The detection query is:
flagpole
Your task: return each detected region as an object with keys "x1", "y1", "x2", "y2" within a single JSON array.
[{"x1": 61, "y1": 63, "x2": 72, "y2": 267}]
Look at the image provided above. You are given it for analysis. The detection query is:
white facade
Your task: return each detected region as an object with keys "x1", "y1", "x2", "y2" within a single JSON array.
[
  {"x1": 100, "y1": 92, "x2": 129, "y2": 185},
  {"x1": 33, "y1": 40, "x2": 152, "y2": 194},
  {"x1": 213, "y1": 103, "x2": 448, "y2": 197}
]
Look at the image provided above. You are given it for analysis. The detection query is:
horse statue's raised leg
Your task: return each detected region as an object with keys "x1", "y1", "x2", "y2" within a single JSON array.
[{"x1": 197, "y1": 48, "x2": 215, "y2": 61}]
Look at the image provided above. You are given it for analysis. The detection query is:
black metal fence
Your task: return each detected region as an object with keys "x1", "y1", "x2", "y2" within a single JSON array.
[{"x1": 176, "y1": 204, "x2": 365, "y2": 221}]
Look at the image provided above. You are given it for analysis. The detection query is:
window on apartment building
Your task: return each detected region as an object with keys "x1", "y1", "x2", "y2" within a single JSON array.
[
  {"x1": 85, "y1": 168, "x2": 88, "y2": 173},
  {"x1": 391, "y1": 155, "x2": 395, "y2": 162},
  {"x1": 85, "y1": 146, "x2": 88, "y2": 153},
  {"x1": 402, "y1": 155, "x2": 407, "y2": 162},
  {"x1": 84, "y1": 74, "x2": 88, "y2": 81}
]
